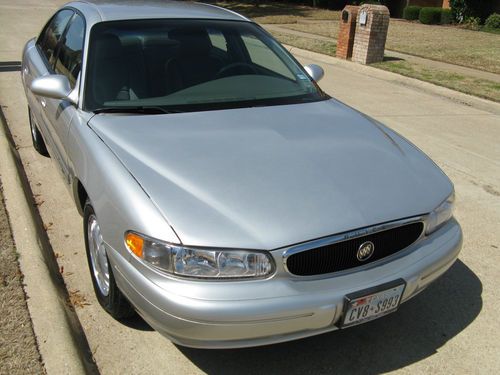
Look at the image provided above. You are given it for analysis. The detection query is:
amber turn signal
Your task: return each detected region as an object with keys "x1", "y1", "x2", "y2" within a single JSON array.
[{"x1": 126, "y1": 232, "x2": 144, "y2": 258}]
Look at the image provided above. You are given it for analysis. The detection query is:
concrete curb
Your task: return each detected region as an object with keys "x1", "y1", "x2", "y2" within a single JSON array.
[
  {"x1": 0, "y1": 108, "x2": 99, "y2": 375},
  {"x1": 284, "y1": 44, "x2": 500, "y2": 115}
]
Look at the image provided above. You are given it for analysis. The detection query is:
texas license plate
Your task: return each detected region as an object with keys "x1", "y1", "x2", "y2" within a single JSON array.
[{"x1": 341, "y1": 279, "x2": 406, "y2": 328}]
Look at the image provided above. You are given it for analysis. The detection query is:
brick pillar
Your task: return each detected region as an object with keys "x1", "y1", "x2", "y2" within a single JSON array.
[
  {"x1": 336, "y1": 6, "x2": 359, "y2": 60},
  {"x1": 352, "y1": 5, "x2": 390, "y2": 65}
]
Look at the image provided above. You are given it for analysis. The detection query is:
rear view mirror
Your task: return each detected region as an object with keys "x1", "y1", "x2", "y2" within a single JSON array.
[
  {"x1": 304, "y1": 64, "x2": 325, "y2": 82},
  {"x1": 30, "y1": 74, "x2": 75, "y2": 104}
]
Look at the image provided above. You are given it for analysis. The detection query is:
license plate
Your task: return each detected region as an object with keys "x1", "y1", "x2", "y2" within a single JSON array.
[{"x1": 340, "y1": 279, "x2": 406, "y2": 328}]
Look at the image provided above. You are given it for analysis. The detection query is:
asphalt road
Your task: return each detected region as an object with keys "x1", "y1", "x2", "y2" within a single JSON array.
[{"x1": 0, "y1": 1, "x2": 499, "y2": 374}]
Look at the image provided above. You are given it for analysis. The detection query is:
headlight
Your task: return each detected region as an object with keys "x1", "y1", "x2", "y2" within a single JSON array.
[
  {"x1": 125, "y1": 232, "x2": 274, "y2": 279},
  {"x1": 426, "y1": 192, "x2": 455, "y2": 235}
]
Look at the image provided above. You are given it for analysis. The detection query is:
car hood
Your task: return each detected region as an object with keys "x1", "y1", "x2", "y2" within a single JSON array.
[{"x1": 89, "y1": 99, "x2": 452, "y2": 249}]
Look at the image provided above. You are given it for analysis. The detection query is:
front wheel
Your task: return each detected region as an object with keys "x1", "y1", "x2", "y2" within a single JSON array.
[{"x1": 84, "y1": 199, "x2": 135, "y2": 319}]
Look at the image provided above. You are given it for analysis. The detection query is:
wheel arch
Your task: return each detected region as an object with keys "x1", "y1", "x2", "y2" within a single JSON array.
[{"x1": 72, "y1": 177, "x2": 88, "y2": 216}]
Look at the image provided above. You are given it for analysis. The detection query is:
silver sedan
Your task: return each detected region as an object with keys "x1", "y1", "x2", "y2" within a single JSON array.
[{"x1": 21, "y1": 0, "x2": 462, "y2": 349}]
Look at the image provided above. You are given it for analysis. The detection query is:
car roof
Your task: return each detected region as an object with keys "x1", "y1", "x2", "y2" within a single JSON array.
[{"x1": 67, "y1": 0, "x2": 248, "y2": 22}]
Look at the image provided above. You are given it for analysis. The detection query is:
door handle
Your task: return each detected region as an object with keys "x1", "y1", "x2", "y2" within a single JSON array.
[{"x1": 40, "y1": 98, "x2": 46, "y2": 108}]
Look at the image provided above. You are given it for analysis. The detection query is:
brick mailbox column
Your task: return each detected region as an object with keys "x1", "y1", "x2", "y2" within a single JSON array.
[
  {"x1": 352, "y1": 4, "x2": 390, "y2": 64},
  {"x1": 336, "y1": 6, "x2": 359, "y2": 60}
]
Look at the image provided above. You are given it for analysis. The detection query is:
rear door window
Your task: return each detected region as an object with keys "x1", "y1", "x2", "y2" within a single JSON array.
[
  {"x1": 37, "y1": 9, "x2": 74, "y2": 67},
  {"x1": 54, "y1": 14, "x2": 85, "y2": 88}
]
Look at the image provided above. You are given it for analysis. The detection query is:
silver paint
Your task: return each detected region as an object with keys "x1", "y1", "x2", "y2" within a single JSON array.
[
  {"x1": 30, "y1": 74, "x2": 75, "y2": 103},
  {"x1": 21, "y1": 0, "x2": 462, "y2": 348},
  {"x1": 304, "y1": 64, "x2": 325, "y2": 82}
]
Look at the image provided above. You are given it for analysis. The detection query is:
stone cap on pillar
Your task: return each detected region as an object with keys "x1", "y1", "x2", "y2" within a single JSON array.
[
  {"x1": 357, "y1": 4, "x2": 390, "y2": 29},
  {"x1": 341, "y1": 5, "x2": 360, "y2": 21}
]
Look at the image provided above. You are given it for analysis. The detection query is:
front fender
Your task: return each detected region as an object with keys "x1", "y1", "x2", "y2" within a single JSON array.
[{"x1": 66, "y1": 111, "x2": 180, "y2": 260}]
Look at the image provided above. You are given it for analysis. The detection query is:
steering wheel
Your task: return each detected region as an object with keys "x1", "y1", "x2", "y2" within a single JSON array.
[{"x1": 215, "y1": 62, "x2": 258, "y2": 79}]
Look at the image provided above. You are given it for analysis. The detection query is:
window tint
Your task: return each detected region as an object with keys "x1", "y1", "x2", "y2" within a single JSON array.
[
  {"x1": 38, "y1": 9, "x2": 74, "y2": 67},
  {"x1": 85, "y1": 19, "x2": 325, "y2": 112},
  {"x1": 241, "y1": 34, "x2": 294, "y2": 80},
  {"x1": 54, "y1": 14, "x2": 85, "y2": 88}
]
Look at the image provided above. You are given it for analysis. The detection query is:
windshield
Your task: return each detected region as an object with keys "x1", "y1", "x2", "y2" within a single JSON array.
[{"x1": 84, "y1": 19, "x2": 327, "y2": 112}]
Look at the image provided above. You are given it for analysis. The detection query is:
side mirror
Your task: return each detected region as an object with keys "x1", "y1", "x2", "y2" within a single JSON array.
[
  {"x1": 304, "y1": 64, "x2": 325, "y2": 82},
  {"x1": 30, "y1": 74, "x2": 75, "y2": 104}
]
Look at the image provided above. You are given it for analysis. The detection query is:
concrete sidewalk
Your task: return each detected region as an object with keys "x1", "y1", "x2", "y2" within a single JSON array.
[{"x1": 1, "y1": 1, "x2": 500, "y2": 374}]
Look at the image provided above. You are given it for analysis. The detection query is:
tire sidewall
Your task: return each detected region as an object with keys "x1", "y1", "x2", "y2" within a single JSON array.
[{"x1": 83, "y1": 200, "x2": 135, "y2": 319}]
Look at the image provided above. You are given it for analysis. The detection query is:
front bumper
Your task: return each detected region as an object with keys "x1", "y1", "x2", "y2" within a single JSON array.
[{"x1": 108, "y1": 218, "x2": 462, "y2": 349}]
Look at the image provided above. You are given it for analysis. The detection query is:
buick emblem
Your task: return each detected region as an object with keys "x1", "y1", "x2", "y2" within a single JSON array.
[{"x1": 357, "y1": 241, "x2": 374, "y2": 261}]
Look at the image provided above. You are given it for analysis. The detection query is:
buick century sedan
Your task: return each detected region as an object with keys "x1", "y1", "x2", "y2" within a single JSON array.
[{"x1": 22, "y1": 0, "x2": 462, "y2": 348}]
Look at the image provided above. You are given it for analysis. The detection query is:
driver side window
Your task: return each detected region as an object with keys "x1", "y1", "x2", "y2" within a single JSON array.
[
  {"x1": 53, "y1": 14, "x2": 85, "y2": 89},
  {"x1": 37, "y1": 9, "x2": 74, "y2": 68}
]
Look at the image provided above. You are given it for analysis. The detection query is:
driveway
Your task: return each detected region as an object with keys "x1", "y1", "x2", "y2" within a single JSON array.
[{"x1": 0, "y1": 1, "x2": 499, "y2": 374}]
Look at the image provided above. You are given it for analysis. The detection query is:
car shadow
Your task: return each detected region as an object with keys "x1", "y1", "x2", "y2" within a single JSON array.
[
  {"x1": 179, "y1": 260, "x2": 481, "y2": 374},
  {"x1": 120, "y1": 314, "x2": 154, "y2": 331}
]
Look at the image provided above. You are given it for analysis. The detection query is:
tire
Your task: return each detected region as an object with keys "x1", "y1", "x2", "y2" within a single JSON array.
[
  {"x1": 84, "y1": 199, "x2": 135, "y2": 319},
  {"x1": 28, "y1": 107, "x2": 50, "y2": 157}
]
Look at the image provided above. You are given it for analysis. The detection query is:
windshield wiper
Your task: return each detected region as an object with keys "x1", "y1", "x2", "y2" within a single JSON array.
[{"x1": 93, "y1": 106, "x2": 179, "y2": 115}]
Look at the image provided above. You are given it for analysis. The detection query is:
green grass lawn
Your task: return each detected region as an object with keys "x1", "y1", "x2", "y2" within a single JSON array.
[
  {"x1": 281, "y1": 20, "x2": 500, "y2": 75},
  {"x1": 210, "y1": 1, "x2": 500, "y2": 101},
  {"x1": 213, "y1": 1, "x2": 340, "y2": 24},
  {"x1": 211, "y1": 1, "x2": 499, "y2": 74},
  {"x1": 272, "y1": 31, "x2": 337, "y2": 56},
  {"x1": 373, "y1": 60, "x2": 500, "y2": 102},
  {"x1": 272, "y1": 31, "x2": 499, "y2": 102}
]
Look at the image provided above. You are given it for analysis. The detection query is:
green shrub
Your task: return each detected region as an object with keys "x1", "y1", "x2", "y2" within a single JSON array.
[
  {"x1": 403, "y1": 6, "x2": 421, "y2": 21},
  {"x1": 419, "y1": 7, "x2": 443, "y2": 25},
  {"x1": 449, "y1": 0, "x2": 496, "y2": 23},
  {"x1": 484, "y1": 13, "x2": 500, "y2": 29},
  {"x1": 440, "y1": 9, "x2": 453, "y2": 24}
]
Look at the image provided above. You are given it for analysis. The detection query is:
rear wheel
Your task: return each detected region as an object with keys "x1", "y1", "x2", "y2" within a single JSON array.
[
  {"x1": 84, "y1": 199, "x2": 135, "y2": 319},
  {"x1": 28, "y1": 107, "x2": 49, "y2": 157}
]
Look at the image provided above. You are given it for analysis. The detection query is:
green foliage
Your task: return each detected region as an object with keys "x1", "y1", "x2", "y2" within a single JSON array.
[
  {"x1": 465, "y1": 16, "x2": 482, "y2": 30},
  {"x1": 419, "y1": 7, "x2": 442, "y2": 25},
  {"x1": 449, "y1": 0, "x2": 496, "y2": 23},
  {"x1": 449, "y1": 0, "x2": 467, "y2": 22},
  {"x1": 440, "y1": 9, "x2": 453, "y2": 24},
  {"x1": 461, "y1": 16, "x2": 481, "y2": 30},
  {"x1": 484, "y1": 13, "x2": 500, "y2": 29},
  {"x1": 403, "y1": 6, "x2": 421, "y2": 21}
]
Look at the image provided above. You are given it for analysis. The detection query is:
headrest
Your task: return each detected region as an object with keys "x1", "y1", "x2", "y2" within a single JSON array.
[
  {"x1": 169, "y1": 28, "x2": 211, "y2": 56},
  {"x1": 94, "y1": 33, "x2": 123, "y2": 60}
]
